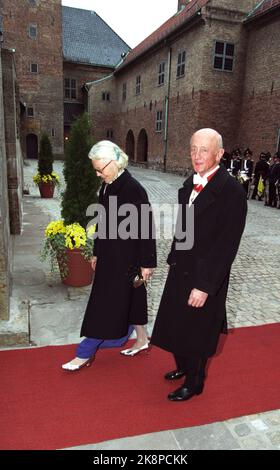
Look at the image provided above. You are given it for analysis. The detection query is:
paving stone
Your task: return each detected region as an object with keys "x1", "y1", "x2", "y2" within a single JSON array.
[
  {"x1": 233, "y1": 423, "x2": 252, "y2": 437},
  {"x1": 238, "y1": 434, "x2": 274, "y2": 450},
  {"x1": 66, "y1": 430, "x2": 180, "y2": 451},
  {"x1": 173, "y1": 422, "x2": 240, "y2": 450},
  {"x1": 266, "y1": 431, "x2": 280, "y2": 448}
]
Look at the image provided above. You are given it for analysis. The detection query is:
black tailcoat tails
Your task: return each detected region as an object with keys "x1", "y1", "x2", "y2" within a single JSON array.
[
  {"x1": 151, "y1": 165, "x2": 247, "y2": 358},
  {"x1": 81, "y1": 170, "x2": 157, "y2": 340}
]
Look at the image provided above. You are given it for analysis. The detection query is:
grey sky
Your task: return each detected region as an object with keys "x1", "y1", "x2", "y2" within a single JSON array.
[{"x1": 62, "y1": 0, "x2": 178, "y2": 48}]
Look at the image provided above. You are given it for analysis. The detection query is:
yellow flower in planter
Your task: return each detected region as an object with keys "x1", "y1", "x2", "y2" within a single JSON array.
[
  {"x1": 41, "y1": 220, "x2": 94, "y2": 278},
  {"x1": 65, "y1": 223, "x2": 87, "y2": 249},
  {"x1": 33, "y1": 171, "x2": 60, "y2": 186},
  {"x1": 45, "y1": 220, "x2": 66, "y2": 238}
]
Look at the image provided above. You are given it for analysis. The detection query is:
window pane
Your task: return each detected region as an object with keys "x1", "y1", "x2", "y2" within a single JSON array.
[
  {"x1": 224, "y1": 58, "x2": 233, "y2": 71},
  {"x1": 71, "y1": 90, "x2": 76, "y2": 99},
  {"x1": 29, "y1": 25, "x2": 37, "y2": 38},
  {"x1": 215, "y1": 41, "x2": 224, "y2": 55},
  {"x1": 181, "y1": 64, "x2": 185, "y2": 76},
  {"x1": 177, "y1": 53, "x2": 181, "y2": 65},
  {"x1": 31, "y1": 63, "x2": 38, "y2": 73},
  {"x1": 214, "y1": 56, "x2": 223, "y2": 69},
  {"x1": 27, "y1": 107, "x2": 34, "y2": 117},
  {"x1": 65, "y1": 78, "x2": 70, "y2": 87},
  {"x1": 71, "y1": 79, "x2": 76, "y2": 88},
  {"x1": 182, "y1": 51, "x2": 186, "y2": 62},
  {"x1": 226, "y1": 43, "x2": 234, "y2": 57},
  {"x1": 65, "y1": 89, "x2": 70, "y2": 98}
]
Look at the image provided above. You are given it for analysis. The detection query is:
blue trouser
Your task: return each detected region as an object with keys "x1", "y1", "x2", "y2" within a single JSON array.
[{"x1": 76, "y1": 325, "x2": 134, "y2": 359}]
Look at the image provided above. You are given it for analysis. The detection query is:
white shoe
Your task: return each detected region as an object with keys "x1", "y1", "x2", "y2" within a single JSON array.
[
  {"x1": 120, "y1": 342, "x2": 150, "y2": 357},
  {"x1": 61, "y1": 357, "x2": 93, "y2": 371}
]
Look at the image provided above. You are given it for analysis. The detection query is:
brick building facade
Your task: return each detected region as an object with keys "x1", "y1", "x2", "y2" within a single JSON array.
[
  {"x1": 88, "y1": 0, "x2": 280, "y2": 173},
  {"x1": 0, "y1": 0, "x2": 130, "y2": 158}
]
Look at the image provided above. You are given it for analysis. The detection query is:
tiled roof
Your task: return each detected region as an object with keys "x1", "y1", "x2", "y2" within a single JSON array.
[
  {"x1": 246, "y1": 0, "x2": 280, "y2": 21},
  {"x1": 116, "y1": 0, "x2": 209, "y2": 72},
  {"x1": 62, "y1": 6, "x2": 130, "y2": 67}
]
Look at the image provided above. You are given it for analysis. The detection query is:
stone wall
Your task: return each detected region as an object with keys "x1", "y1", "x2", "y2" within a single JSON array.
[
  {"x1": 0, "y1": 47, "x2": 23, "y2": 321},
  {"x1": 2, "y1": 49, "x2": 23, "y2": 235},
  {"x1": 237, "y1": 16, "x2": 280, "y2": 156},
  {"x1": 0, "y1": 49, "x2": 11, "y2": 321}
]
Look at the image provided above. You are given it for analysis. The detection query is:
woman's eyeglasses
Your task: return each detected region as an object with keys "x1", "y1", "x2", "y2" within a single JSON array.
[{"x1": 95, "y1": 160, "x2": 112, "y2": 175}]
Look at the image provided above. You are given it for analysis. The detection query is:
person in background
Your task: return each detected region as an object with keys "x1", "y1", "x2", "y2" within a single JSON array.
[
  {"x1": 251, "y1": 152, "x2": 269, "y2": 201},
  {"x1": 241, "y1": 148, "x2": 254, "y2": 197},
  {"x1": 268, "y1": 151, "x2": 280, "y2": 207}
]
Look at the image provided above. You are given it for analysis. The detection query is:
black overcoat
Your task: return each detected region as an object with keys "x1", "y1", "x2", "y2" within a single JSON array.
[
  {"x1": 81, "y1": 170, "x2": 157, "y2": 340},
  {"x1": 151, "y1": 166, "x2": 247, "y2": 358}
]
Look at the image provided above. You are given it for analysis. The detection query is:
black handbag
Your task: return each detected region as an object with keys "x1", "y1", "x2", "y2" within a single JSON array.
[{"x1": 127, "y1": 266, "x2": 146, "y2": 288}]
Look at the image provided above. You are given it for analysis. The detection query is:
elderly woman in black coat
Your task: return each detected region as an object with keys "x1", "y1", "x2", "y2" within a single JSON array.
[{"x1": 62, "y1": 141, "x2": 157, "y2": 371}]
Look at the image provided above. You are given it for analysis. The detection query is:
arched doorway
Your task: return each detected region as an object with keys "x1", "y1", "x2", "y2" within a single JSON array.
[
  {"x1": 125, "y1": 130, "x2": 135, "y2": 160},
  {"x1": 26, "y1": 133, "x2": 38, "y2": 159},
  {"x1": 137, "y1": 129, "x2": 148, "y2": 162}
]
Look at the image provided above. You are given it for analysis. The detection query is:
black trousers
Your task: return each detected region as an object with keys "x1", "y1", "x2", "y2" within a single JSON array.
[
  {"x1": 174, "y1": 354, "x2": 208, "y2": 389},
  {"x1": 268, "y1": 183, "x2": 277, "y2": 207}
]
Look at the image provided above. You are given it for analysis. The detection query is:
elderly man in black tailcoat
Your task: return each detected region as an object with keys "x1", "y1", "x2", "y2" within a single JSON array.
[{"x1": 151, "y1": 128, "x2": 247, "y2": 401}]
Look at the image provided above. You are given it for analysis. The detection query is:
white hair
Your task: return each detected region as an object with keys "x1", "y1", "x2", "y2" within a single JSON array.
[{"x1": 88, "y1": 140, "x2": 128, "y2": 170}]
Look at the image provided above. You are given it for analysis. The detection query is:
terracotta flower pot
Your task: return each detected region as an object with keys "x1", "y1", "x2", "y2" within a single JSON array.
[
  {"x1": 58, "y1": 248, "x2": 93, "y2": 287},
  {"x1": 38, "y1": 181, "x2": 55, "y2": 198}
]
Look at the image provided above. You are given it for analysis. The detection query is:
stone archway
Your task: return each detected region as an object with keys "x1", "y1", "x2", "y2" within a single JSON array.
[
  {"x1": 26, "y1": 133, "x2": 38, "y2": 159},
  {"x1": 125, "y1": 129, "x2": 135, "y2": 160},
  {"x1": 137, "y1": 129, "x2": 148, "y2": 162}
]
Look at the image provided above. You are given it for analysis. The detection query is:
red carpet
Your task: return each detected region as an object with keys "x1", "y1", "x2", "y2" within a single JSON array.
[{"x1": 0, "y1": 323, "x2": 279, "y2": 450}]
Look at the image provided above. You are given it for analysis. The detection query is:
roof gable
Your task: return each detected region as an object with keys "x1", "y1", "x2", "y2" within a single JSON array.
[{"x1": 62, "y1": 6, "x2": 130, "y2": 67}]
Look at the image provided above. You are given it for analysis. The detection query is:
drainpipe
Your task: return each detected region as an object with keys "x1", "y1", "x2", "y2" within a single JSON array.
[{"x1": 163, "y1": 46, "x2": 172, "y2": 172}]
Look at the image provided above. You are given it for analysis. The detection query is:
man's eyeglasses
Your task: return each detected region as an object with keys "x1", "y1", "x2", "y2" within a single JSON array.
[{"x1": 94, "y1": 160, "x2": 112, "y2": 175}]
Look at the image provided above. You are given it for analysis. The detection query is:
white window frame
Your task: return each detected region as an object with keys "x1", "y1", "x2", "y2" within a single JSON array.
[
  {"x1": 156, "y1": 110, "x2": 163, "y2": 132},
  {"x1": 28, "y1": 24, "x2": 37, "y2": 39},
  {"x1": 176, "y1": 51, "x2": 186, "y2": 78},
  {"x1": 213, "y1": 40, "x2": 235, "y2": 72},
  {"x1": 158, "y1": 62, "x2": 165, "y2": 86},
  {"x1": 136, "y1": 75, "x2": 141, "y2": 95}
]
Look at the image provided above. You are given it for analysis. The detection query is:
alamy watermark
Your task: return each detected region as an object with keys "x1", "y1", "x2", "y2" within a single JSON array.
[{"x1": 86, "y1": 196, "x2": 194, "y2": 251}]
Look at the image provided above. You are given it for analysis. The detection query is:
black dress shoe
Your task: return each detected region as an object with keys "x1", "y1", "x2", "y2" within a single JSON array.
[
  {"x1": 164, "y1": 369, "x2": 185, "y2": 381},
  {"x1": 168, "y1": 384, "x2": 204, "y2": 401}
]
